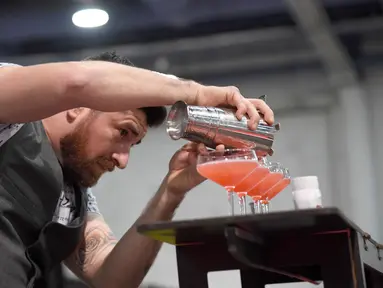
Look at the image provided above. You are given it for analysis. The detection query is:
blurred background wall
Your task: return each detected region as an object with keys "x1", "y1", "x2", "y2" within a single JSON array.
[{"x1": 2, "y1": 0, "x2": 383, "y2": 287}]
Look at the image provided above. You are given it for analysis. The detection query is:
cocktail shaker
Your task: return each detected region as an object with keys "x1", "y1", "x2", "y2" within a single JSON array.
[{"x1": 166, "y1": 98, "x2": 280, "y2": 156}]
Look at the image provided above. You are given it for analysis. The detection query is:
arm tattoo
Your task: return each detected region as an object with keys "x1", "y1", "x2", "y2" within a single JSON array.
[{"x1": 75, "y1": 226, "x2": 117, "y2": 271}]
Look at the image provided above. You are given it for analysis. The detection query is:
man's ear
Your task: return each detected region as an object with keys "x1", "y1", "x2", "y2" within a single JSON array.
[{"x1": 66, "y1": 108, "x2": 85, "y2": 123}]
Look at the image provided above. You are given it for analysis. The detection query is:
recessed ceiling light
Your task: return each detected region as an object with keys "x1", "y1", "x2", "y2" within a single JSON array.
[{"x1": 72, "y1": 8, "x2": 109, "y2": 28}]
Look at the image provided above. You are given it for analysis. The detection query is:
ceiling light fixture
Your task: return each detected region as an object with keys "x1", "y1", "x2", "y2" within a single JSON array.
[{"x1": 72, "y1": 8, "x2": 109, "y2": 28}]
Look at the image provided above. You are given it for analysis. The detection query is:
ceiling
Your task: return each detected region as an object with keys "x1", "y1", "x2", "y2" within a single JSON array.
[{"x1": 1, "y1": 0, "x2": 383, "y2": 79}]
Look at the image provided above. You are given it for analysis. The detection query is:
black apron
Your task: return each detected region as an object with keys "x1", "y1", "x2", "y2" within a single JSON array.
[{"x1": 0, "y1": 122, "x2": 87, "y2": 287}]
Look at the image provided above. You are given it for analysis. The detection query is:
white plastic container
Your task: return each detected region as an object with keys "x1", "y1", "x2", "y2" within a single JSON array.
[{"x1": 291, "y1": 176, "x2": 323, "y2": 209}]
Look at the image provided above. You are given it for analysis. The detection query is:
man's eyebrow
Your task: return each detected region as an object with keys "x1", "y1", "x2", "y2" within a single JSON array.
[{"x1": 121, "y1": 112, "x2": 147, "y2": 130}]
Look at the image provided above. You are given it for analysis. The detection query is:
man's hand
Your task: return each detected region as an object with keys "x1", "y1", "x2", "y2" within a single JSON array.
[
  {"x1": 154, "y1": 73, "x2": 274, "y2": 130},
  {"x1": 164, "y1": 142, "x2": 224, "y2": 198},
  {"x1": 190, "y1": 85, "x2": 274, "y2": 130}
]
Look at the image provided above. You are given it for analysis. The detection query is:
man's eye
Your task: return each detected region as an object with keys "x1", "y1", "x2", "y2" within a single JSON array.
[{"x1": 119, "y1": 129, "x2": 129, "y2": 137}]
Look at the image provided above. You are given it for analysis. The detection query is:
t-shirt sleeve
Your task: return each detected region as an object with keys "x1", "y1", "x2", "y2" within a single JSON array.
[
  {"x1": 0, "y1": 62, "x2": 20, "y2": 68},
  {"x1": 0, "y1": 63, "x2": 24, "y2": 147},
  {"x1": 86, "y1": 188, "x2": 101, "y2": 215},
  {"x1": 0, "y1": 124, "x2": 25, "y2": 147}
]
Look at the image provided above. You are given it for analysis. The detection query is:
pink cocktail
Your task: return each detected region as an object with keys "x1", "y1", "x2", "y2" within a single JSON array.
[
  {"x1": 197, "y1": 149, "x2": 258, "y2": 215},
  {"x1": 245, "y1": 161, "x2": 291, "y2": 214},
  {"x1": 234, "y1": 166, "x2": 269, "y2": 195},
  {"x1": 197, "y1": 160, "x2": 260, "y2": 189},
  {"x1": 264, "y1": 178, "x2": 291, "y2": 200},
  {"x1": 260, "y1": 167, "x2": 291, "y2": 213},
  {"x1": 234, "y1": 164, "x2": 269, "y2": 214},
  {"x1": 253, "y1": 172, "x2": 284, "y2": 194},
  {"x1": 247, "y1": 171, "x2": 282, "y2": 212}
]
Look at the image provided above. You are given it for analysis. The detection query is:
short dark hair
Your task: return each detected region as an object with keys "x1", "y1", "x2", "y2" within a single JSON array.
[{"x1": 83, "y1": 51, "x2": 167, "y2": 128}]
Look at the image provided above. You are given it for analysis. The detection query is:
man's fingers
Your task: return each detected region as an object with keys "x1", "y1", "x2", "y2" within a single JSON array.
[
  {"x1": 224, "y1": 86, "x2": 246, "y2": 120},
  {"x1": 244, "y1": 100, "x2": 261, "y2": 130},
  {"x1": 197, "y1": 143, "x2": 209, "y2": 155},
  {"x1": 182, "y1": 142, "x2": 226, "y2": 155},
  {"x1": 234, "y1": 100, "x2": 247, "y2": 120},
  {"x1": 225, "y1": 87, "x2": 273, "y2": 128},
  {"x1": 249, "y1": 99, "x2": 274, "y2": 125},
  {"x1": 181, "y1": 142, "x2": 198, "y2": 152},
  {"x1": 215, "y1": 144, "x2": 225, "y2": 152}
]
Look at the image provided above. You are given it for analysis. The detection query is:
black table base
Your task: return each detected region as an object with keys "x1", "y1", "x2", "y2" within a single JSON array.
[{"x1": 138, "y1": 208, "x2": 383, "y2": 287}]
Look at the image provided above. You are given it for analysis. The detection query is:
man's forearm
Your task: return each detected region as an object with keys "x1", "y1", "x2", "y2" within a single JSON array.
[
  {"x1": 0, "y1": 61, "x2": 197, "y2": 123},
  {"x1": 94, "y1": 176, "x2": 183, "y2": 288}
]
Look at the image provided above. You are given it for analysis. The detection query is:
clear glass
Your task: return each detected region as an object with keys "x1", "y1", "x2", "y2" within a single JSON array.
[
  {"x1": 197, "y1": 149, "x2": 257, "y2": 216},
  {"x1": 245, "y1": 157, "x2": 271, "y2": 214},
  {"x1": 233, "y1": 156, "x2": 269, "y2": 215},
  {"x1": 260, "y1": 166, "x2": 291, "y2": 213}
]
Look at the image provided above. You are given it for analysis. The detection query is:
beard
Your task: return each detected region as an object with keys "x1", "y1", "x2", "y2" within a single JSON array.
[{"x1": 60, "y1": 117, "x2": 114, "y2": 187}]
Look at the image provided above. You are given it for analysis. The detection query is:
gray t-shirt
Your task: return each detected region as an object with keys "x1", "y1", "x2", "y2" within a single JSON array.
[{"x1": 0, "y1": 63, "x2": 101, "y2": 225}]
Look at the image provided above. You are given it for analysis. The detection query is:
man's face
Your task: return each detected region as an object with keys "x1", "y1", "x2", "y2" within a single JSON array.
[{"x1": 60, "y1": 109, "x2": 148, "y2": 187}]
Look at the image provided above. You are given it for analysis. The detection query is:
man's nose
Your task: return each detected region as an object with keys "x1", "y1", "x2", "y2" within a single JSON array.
[{"x1": 112, "y1": 152, "x2": 129, "y2": 169}]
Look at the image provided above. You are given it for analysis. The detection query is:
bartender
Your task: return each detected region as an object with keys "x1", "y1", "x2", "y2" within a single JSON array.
[{"x1": 0, "y1": 51, "x2": 274, "y2": 288}]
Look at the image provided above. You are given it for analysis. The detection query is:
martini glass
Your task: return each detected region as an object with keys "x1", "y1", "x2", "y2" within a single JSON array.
[
  {"x1": 235, "y1": 157, "x2": 270, "y2": 214},
  {"x1": 247, "y1": 161, "x2": 284, "y2": 214},
  {"x1": 197, "y1": 149, "x2": 258, "y2": 216},
  {"x1": 260, "y1": 167, "x2": 291, "y2": 213},
  {"x1": 245, "y1": 157, "x2": 272, "y2": 214}
]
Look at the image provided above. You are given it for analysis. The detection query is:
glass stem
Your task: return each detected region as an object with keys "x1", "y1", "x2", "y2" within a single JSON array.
[
  {"x1": 255, "y1": 200, "x2": 261, "y2": 213},
  {"x1": 252, "y1": 197, "x2": 261, "y2": 214},
  {"x1": 262, "y1": 200, "x2": 270, "y2": 214},
  {"x1": 238, "y1": 193, "x2": 247, "y2": 215},
  {"x1": 243, "y1": 195, "x2": 247, "y2": 214},
  {"x1": 249, "y1": 202, "x2": 255, "y2": 214},
  {"x1": 226, "y1": 187, "x2": 235, "y2": 216}
]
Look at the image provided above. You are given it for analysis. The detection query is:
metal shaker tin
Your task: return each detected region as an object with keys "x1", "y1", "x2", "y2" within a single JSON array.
[{"x1": 166, "y1": 101, "x2": 280, "y2": 156}]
